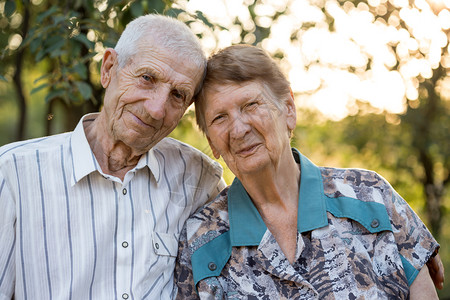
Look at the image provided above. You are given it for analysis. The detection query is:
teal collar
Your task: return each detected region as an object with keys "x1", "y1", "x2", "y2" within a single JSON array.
[{"x1": 228, "y1": 149, "x2": 328, "y2": 246}]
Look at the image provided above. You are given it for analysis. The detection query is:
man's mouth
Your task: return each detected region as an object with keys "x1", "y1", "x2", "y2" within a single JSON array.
[{"x1": 132, "y1": 113, "x2": 151, "y2": 127}]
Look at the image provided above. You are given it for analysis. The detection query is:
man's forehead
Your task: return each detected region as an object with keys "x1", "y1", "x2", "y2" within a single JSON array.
[{"x1": 131, "y1": 51, "x2": 201, "y2": 87}]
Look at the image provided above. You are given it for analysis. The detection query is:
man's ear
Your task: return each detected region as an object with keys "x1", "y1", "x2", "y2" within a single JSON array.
[
  {"x1": 101, "y1": 48, "x2": 118, "y2": 88},
  {"x1": 285, "y1": 88, "x2": 297, "y2": 132},
  {"x1": 207, "y1": 136, "x2": 221, "y2": 159}
]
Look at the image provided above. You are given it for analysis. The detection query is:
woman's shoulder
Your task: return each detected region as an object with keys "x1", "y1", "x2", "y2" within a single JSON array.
[
  {"x1": 320, "y1": 166, "x2": 394, "y2": 204},
  {"x1": 185, "y1": 187, "x2": 231, "y2": 249}
]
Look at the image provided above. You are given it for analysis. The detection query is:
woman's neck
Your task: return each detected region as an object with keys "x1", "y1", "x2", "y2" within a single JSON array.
[
  {"x1": 239, "y1": 148, "x2": 300, "y2": 211},
  {"x1": 238, "y1": 147, "x2": 301, "y2": 264}
]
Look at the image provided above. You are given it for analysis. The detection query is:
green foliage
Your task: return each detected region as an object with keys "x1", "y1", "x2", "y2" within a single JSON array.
[{"x1": 0, "y1": 0, "x2": 449, "y2": 295}]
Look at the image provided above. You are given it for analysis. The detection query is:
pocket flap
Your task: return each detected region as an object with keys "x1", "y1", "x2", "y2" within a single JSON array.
[{"x1": 152, "y1": 232, "x2": 178, "y2": 257}]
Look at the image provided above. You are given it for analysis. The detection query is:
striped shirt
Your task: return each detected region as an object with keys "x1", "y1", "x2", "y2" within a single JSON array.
[{"x1": 0, "y1": 114, "x2": 225, "y2": 300}]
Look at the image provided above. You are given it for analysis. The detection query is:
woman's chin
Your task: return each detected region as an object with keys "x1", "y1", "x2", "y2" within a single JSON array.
[{"x1": 234, "y1": 159, "x2": 270, "y2": 178}]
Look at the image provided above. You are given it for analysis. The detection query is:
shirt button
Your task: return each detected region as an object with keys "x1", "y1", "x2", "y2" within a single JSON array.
[
  {"x1": 371, "y1": 219, "x2": 380, "y2": 228},
  {"x1": 122, "y1": 241, "x2": 128, "y2": 248},
  {"x1": 122, "y1": 293, "x2": 129, "y2": 299},
  {"x1": 155, "y1": 243, "x2": 159, "y2": 249},
  {"x1": 208, "y1": 262, "x2": 217, "y2": 271},
  {"x1": 122, "y1": 188, "x2": 127, "y2": 195}
]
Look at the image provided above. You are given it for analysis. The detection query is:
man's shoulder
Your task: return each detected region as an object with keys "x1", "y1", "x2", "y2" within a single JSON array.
[
  {"x1": 320, "y1": 166, "x2": 393, "y2": 204},
  {"x1": 0, "y1": 132, "x2": 72, "y2": 162},
  {"x1": 155, "y1": 137, "x2": 221, "y2": 169},
  {"x1": 155, "y1": 137, "x2": 209, "y2": 156}
]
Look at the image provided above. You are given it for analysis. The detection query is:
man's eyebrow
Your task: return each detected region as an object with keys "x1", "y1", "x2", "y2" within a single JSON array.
[
  {"x1": 135, "y1": 67, "x2": 160, "y2": 77},
  {"x1": 135, "y1": 66, "x2": 193, "y2": 97}
]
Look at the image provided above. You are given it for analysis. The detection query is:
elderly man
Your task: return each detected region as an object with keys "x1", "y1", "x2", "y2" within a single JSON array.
[{"x1": 0, "y1": 14, "x2": 224, "y2": 299}]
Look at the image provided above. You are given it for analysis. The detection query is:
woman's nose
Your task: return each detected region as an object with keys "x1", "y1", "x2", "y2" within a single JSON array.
[{"x1": 230, "y1": 115, "x2": 251, "y2": 139}]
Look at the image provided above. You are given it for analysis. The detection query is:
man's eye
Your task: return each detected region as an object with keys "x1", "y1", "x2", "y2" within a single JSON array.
[
  {"x1": 142, "y1": 75, "x2": 154, "y2": 82},
  {"x1": 171, "y1": 90, "x2": 185, "y2": 103},
  {"x1": 173, "y1": 91, "x2": 184, "y2": 99}
]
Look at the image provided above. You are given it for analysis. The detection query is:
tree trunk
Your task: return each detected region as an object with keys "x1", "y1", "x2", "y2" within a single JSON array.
[
  {"x1": 415, "y1": 65, "x2": 445, "y2": 238},
  {"x1": 12, "y1": 5, "x2": 30, "y2": 141}
]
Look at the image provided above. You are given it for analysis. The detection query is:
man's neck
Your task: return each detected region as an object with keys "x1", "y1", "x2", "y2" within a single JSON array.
[{"x1": 83, "y1": 113, "x2": 144, "y2": 181}]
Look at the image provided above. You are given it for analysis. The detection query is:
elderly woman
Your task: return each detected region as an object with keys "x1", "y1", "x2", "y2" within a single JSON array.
[{"x1": 175, "y1": 44, "x2": 442, "y2": 299}]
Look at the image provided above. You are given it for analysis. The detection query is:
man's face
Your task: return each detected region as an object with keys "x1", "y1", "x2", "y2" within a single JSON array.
[{"x1": 101, "y1": 38, "x2": 203, "y2": 153}]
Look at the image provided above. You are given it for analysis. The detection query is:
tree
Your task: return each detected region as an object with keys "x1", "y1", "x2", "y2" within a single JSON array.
[
  {"x1": 0, "y1": 0, "x2": 178, "y2": 139},
  {"x1": 1, "y1": 0, "x2": 448, "y2": 237},
  {"x1": 194, "y1": 0, "x2": 449, "y2": 237}
]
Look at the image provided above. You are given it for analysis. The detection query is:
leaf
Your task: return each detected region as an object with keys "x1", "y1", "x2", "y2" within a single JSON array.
[
  {"x1": 45, "y1": 38, "x2": 66, "y2": 57},
  {"x1": 68, "y1": 92, "x2": 79, "y2": 103},
  {"x1": 165, "y1": 8, "x2": 184, "y2": 18},
  {"x1": 106, "y1": 0, "x2": 124, "y2": 10},
  {"x1": 195, "y1": 11, "x2": 214, "y2": 28},
  {"x1": 35, "y1": 49, "x2": 46, "y2": 62},
  {"x1": 72, "y1": 63, "x2": 88, "y2": 80},
  {"x1": 33, "y1": 73, "x2": 49, "y2": 84},
  {"x1": 72, "y1": 33, "x2": 94, "y2": 49},
  {"x1": 30, "y1": 37, "x2": 41, "y2": 53},
  {"x1": 37, "y1": 6, "x2": 59, "y2": 23},
  {"x1": 4, "y1": 0, "x2": 16, "y2": 18},
  {"x1": 49, "y1": 48, "x2": 66, "y2": 58},
  {"x1": 147, "y1": 0, "x2": 167, "y2": 14},
  {"x1": 45, "y1": 89, "x2": 66, "y2": 102},
  {"x1": 52, "y1": 15, "x2": 67, "y2": 25},
  {"x1": 130, "y1": 1, "x2": 143, "y2": 17},
  {"x1": 74, "y1": 81, "x2": 92, "y2": 100},
  {"x1": 31, "y1": 83, "x2": 50, "y2": 95}
]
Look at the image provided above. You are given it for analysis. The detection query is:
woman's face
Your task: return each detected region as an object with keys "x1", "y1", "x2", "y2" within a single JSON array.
[{"x1": 203, "y1": 81, "x2": 296, "y2": 178}]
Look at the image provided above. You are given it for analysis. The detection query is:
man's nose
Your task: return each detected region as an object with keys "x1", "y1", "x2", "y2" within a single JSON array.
[{"x1": 143, "y1": 88, "x2": 169, "y2": 120}]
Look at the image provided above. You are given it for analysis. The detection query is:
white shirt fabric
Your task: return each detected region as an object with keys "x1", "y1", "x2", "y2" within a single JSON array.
[{"x1": 0, "y1": 113, "x2": 225, "y2": 300}]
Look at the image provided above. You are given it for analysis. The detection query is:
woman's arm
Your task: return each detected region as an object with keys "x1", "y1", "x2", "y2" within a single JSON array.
[
  {"x1": 410, "y1": 264, "x2": 439, "y2": 300},
  {"x1": 427, "y1": 253, "x2": 445, "y2": 290}
]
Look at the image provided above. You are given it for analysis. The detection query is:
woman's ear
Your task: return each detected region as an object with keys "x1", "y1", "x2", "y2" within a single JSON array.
[
  {"x1": 285, "y1": 88, "x2": 297, "y2": 131},
  {"x1": 207, "y1": 136, "x2": 221, "y2": 159},
  {"x1": 100, "y1": 48, "x2": 118, "y2": 88}
]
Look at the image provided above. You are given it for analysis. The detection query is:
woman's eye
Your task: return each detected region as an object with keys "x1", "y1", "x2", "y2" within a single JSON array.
[
  {"x1": 211, "y1": 115, "x2": 225, "y2": 124},
  {"x1": 245, "y1": 101, "x2": 258, "y2": 109}
]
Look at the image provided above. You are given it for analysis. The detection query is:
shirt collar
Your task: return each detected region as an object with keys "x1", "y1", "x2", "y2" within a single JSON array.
[
  {"x1": 228, "y1": 148, "x2": 328, "y2": 246},
  {"x1": 70, "y1": 113, "x2": 99, "y2": 186},
  {"x1": 147, "y1": 148, "x2": 161, "y2": 183},
  {"x1": 70, "y1": 113, "x2": 161, "y2": 185}
]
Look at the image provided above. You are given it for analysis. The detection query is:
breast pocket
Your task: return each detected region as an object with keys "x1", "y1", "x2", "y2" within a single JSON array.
[{"x1": 152, "y1": 232, "x2": 179, "y2": 258}]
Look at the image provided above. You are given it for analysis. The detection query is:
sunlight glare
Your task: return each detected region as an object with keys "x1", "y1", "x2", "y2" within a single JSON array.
[
  {"x1": 438, "y1": 9, "x2": 450, "y2": 29},
  {"x1": 181, "y1": 0, "x2": 447, "y2": 120}
]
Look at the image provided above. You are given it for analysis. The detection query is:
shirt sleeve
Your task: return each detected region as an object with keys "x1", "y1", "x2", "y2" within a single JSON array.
[
  {"x1": 189, "y1": 159, "x2": 226, "y2": 216},
  {"x1": 0, "y1": 171, "x2": 16, "y2": 299},
  {"x1": 383, "y1": 183, "x2": 439, "y2": 285}
]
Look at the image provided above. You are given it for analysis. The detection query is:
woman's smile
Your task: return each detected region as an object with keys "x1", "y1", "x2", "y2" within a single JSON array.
[{"x1": 234, "y1": 143, "x2": 262, "y2": 157}]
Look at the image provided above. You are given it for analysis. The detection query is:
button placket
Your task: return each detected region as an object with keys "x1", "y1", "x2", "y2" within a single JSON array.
[{"x1": 116, "y1": 182, "x2": 133, "y2": 299}]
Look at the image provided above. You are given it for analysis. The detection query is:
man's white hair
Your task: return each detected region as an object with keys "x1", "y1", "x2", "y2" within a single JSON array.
[{"x1": 114, "y1": 14, "x2": 206, "y2": 73}]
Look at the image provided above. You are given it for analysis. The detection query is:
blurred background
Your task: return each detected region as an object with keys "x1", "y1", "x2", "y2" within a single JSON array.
[{"x1": 0, "y1": 0, "x2": 449, "y2": 296}]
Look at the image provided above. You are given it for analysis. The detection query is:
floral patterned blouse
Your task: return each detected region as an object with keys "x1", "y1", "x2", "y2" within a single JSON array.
[{"x1": 174, "y1": 149, "x2": 439, "y2": 299}]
